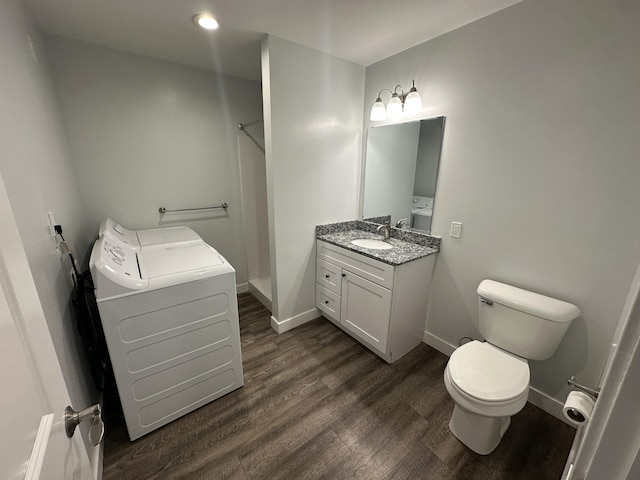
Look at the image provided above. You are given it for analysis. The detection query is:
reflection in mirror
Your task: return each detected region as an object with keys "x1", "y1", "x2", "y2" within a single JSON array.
[{"x1": 361, "y1": 117, "x2": 445, "y2": 234}]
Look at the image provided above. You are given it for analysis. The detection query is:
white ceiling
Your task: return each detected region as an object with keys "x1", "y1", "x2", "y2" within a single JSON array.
[{"x1": 23, "y1": 0, "x2": 522, "y2": 81}]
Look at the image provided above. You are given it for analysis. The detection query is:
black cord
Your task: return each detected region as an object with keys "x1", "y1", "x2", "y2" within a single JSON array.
[
  {"x1": 55, "y1": 225, "x2": 80, "y2": 294},
  {"x1": 54, "y1": 226, "x2": 109, "y2": 391}
]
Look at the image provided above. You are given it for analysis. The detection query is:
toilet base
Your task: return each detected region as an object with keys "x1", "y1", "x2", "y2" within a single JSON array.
[{"x1": 448, "y1": 404, "x2": 511, "y2": 455}]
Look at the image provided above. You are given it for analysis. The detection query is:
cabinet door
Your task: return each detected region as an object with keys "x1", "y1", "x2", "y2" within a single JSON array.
[{"x1": 340, "y1": 271, "x2": 392, "y2": 354}]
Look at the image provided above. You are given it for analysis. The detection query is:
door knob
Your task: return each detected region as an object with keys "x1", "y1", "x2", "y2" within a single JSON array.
[{"x1": 64, "y1": 404, "x2": 105, "y2": 446}]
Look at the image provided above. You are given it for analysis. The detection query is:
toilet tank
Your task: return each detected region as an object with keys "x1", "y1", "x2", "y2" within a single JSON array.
[{"x1": 477, "y1": 280, "x2": 580, "y2": 361}]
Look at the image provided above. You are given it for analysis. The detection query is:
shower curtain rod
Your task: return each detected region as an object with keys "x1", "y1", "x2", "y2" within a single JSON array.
[{"x1": 237, "y1": 119, "x2": 263, "y2": 130}]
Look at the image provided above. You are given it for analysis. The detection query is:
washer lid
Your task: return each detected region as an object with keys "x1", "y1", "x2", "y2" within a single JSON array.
[
  {"x1": 411, "y1": 208, "x2": 433, "y2": 217},
  {"x1": 137, "y1": 226, "x2": 202, "y2": 247},
  {"x1": 137, "y1": 242, "x2": 224, "y2": 279},
  {"x1": 449, "y1": 341, "x2": 530, "y2": 402}
]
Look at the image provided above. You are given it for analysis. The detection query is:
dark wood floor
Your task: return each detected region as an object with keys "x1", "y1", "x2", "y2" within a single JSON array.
[{"x1": 103, "y1": 293, "x2": 575, "y2": 480}]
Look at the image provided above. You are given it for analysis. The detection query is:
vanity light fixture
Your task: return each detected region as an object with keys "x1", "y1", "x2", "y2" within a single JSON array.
[
  {"x1": 369, "y1": 80, "x2": 422, "y2": 121},
  {"x1": 193, "y1": 13, "x2": 219, "y2": 30}
]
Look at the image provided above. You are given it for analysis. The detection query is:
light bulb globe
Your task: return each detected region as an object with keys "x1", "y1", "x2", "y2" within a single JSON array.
[
  {"x1": 370, "y1": 98, "x2": 386, "y2": 121},
  {"x1": 404, "y1": 90, "x2": 422, "y2": 114},
  {"x1": 386, "y1": 94, "x2": 403, "y2": 118}
]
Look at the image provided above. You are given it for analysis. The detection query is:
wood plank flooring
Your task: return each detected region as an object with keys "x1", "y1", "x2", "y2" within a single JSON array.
[{"x1": 102, "y1": 293, "x2": 575, "y2": 479}]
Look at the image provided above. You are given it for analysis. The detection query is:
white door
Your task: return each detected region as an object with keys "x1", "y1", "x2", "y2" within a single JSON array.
[
  {"x1": 0, "y1": 173, "x2": 94, "y2": 480},
  {"x1": 562, "y1": 260, "x2": 640, "y2": 479}
]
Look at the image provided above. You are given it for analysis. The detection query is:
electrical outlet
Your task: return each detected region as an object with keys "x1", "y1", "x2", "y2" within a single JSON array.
[
  {"x1": 47, "y1": 212, "x2": 56, "y2": 237},
  {"x1": 27, "y1": 35, "x2": 39, "y2": 64},
  {"x1": 47, "y1": 212, "x2": 63, "y2": 258},
  {"x1": 450, "y1": 221, "x2": 462, "y2": 238}
]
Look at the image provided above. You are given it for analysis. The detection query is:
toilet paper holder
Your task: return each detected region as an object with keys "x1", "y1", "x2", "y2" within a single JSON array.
[{"x1": 567, "y1": 375, "x2": 600, "y2": 399}]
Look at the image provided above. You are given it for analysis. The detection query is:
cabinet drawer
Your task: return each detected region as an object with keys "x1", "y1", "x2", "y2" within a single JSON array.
[
  {"x1": 316, "y1": 284, "x2": 341, "y2": 323},
  {"x1": 317, "y1": 240, "x2": 394, "y2": 289},
  {"x1": 316, "y1": 258, "x2": 342, "y2": 295}
]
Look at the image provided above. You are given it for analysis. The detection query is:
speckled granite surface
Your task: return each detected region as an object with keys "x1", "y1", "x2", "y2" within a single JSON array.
[{"x1": 316, "y1": 220, "x2": 440, "y2": 266}]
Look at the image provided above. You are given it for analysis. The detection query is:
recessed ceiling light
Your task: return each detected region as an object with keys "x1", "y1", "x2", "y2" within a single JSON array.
[{"x1": 193, "y1": 14, "x2": 219, "y2": 30}]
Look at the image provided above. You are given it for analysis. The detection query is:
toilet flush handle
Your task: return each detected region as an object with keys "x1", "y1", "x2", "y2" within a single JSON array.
[{"x1": 479, "y1": 296, "x2": 493, "y2": 306}]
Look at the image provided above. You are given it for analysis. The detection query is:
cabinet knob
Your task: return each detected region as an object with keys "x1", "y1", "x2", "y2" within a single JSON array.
[
  {"x1": 324, "y1": 300, "x2": 329, "y2": 305},
  {"x1": 325, "y1": 274, "x2": 330, "y2": 278},
  {"x1": 342, "y1": 273, "x2": 346, "y2": 277}
]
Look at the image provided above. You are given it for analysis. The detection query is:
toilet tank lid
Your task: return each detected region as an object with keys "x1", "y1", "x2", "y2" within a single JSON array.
[{"x1": 477, "y1": 279, "x2": 580, "y2": 323}]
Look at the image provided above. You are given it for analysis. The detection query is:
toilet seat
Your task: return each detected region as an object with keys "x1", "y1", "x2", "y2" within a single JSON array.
[{"x1": 448, "y1": 341, "x2": 530, "y2": 402}]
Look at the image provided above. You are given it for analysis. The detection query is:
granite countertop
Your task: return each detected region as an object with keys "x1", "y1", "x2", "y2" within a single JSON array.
[{"x1": 316, "y1": 220, "x2": 440, "y2": 266}]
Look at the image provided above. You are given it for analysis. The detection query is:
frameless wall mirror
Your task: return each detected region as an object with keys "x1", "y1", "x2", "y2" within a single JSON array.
[{"x1": 361, "y1": 116, "x2": 445, "y2": 234}]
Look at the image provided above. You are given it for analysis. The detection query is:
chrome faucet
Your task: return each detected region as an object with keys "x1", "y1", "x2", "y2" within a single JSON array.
[
  {"x1": 377, "y1": 223, "x2": 391, "y2": 241},
  {"x1": 396, "y1": 218, "x2": 408, "y2": 229}
]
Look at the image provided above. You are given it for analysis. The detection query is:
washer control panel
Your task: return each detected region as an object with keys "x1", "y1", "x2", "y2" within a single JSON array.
[
  {"x1": 99, "y1": 217, "x2": 140, "y2": 250},
  {"x1": 101, "y1": 238, "x2": 139, "y2": 277},
  {"x1": 91, "y1": 236, "x2": 147, "y2": 299}
]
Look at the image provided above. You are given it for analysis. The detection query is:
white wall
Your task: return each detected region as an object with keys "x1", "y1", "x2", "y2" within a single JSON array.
[
  {"x1": 365, "y1": 0, "x2": 640, "y2": 410},
  {"x1": 262, "y1": 35, "x2": 364, "y2": 328},
  {"x1": 44, "y1": 35, "x2": 263, "y2": 287},
  {"x1": 238, "y1": 133, "x2": 270, "y2": 289},
  {"x1": 0, "y1": 0, "x2": 96, "y2": 466}
]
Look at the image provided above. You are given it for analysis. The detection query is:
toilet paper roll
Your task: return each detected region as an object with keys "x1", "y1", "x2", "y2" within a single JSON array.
[{"x1": 562, "y1": 390, "x2": 595, "y2": 426}]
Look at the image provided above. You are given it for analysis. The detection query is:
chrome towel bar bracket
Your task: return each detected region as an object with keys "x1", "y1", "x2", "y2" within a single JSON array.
[
  {"x1": 159, "y1": 203, "x2": 228, "y2": 214},
  {"x1": 567, "y1": 375, "x2": 600, "y2": 399}
]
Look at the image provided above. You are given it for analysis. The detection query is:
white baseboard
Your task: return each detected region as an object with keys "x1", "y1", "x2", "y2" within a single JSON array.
[
  {"x1": 528, "y1": 386, "x2": 576, "y2": 427},
  {"x1": 236, "y1": 282, "x2": 249, "y2": 294},
  {"x1": 271, "y1": 307, "x2": 320, "y2": 334},
  {"x1": 422, "y1": 330, "x2": 575, "y2": 428},
  {"x1": 248, "y1": 282, "x2": 272, "y2": 311},
  {"x1": 423, "y1": 330, "x2": 456, "y2": 356}
]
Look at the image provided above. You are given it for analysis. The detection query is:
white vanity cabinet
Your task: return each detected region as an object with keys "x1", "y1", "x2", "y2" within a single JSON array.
[{"x1": 315, "y1": 239, "x2": 436, "y2": 363}]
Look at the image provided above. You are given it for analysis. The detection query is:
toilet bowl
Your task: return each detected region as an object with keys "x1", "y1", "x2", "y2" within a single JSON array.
[
  {"x1": 443, "y1": 279, "x2": 580, "y2": 455},
  {"x1": 444, "y1": 341, "x2": 529, "y2": 454}
]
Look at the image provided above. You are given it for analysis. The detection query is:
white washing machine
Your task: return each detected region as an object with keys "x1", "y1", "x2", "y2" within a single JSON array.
[
  {"x1": 99, "y1": 217, "x2": 202, "y2": 250},
  {"x1": 411, "y1": 196, "x2": 433, "y2": 231},
  {"x1": 90, "y1": 234, "x2": 244, "y2": 440}
]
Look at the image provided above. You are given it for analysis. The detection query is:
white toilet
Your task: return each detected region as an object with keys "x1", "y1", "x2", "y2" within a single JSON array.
[{"x1": 443, "y1": 279, "x2": 580, "y2": 455}]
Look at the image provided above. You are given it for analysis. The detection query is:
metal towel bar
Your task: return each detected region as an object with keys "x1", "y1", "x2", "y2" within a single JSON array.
[{"x1": 159, "y1": 203, "x2": 228, "y2": 214}]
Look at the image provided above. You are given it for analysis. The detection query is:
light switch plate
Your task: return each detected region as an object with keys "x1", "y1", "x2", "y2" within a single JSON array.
[
  {"x1": 47, "y1": 212, "x2": 57, "y2": 237},
  {"x1": 450, "y1": 221, "x2": 462, "y2": 238}
]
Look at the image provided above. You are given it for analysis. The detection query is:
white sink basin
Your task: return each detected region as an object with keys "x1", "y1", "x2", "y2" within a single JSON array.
[{"x1": 351, "y1": 239, "x2": 393, "y2": 250}]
